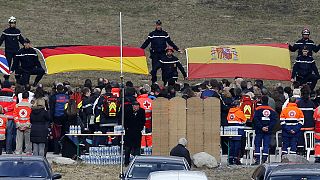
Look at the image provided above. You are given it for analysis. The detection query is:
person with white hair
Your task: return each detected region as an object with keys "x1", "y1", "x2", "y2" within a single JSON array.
[
  {"x1": 170, "y1": 138, "x2": 192, "y2": 167},
  {"x1": 282, "y1": 88, "x2": 301, "y2": 109}
]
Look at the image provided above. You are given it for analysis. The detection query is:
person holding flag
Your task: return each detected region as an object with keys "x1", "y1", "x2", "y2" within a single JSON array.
[{"x1": 0, "y1": 16, "x2": 25, "y2": 81}]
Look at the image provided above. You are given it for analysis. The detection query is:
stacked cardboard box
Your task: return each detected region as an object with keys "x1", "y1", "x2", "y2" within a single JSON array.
[
  {"x1": 186, "y1": 97, "x2": 204, "y2": 155},
  {"x1": 203, "y1": 97, "x2": 221, "y2": 162},
  {"x1": 152, "y1": 97, "x2": 169, "y2": 156},
  {"x1": 168, "y1": 97, "x2": 187, "y2": 151}
]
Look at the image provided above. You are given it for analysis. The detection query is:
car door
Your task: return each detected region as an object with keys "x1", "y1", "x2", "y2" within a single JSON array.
[{"x1": 252, "y1": 166, "x2": 266, "y2": 180}]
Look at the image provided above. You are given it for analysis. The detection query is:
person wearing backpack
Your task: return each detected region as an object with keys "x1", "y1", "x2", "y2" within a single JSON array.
[
  {"x1": 94, "y1": 84, "x2": 120, "y2": 145},
  {"x1": 240, "y1": 95, "x2": 256, "y2": 127}
]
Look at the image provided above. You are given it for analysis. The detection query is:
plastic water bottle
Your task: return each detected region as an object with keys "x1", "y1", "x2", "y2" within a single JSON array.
[{"x1": 77, "y1": 125, "x2": 81, "y2": 134}]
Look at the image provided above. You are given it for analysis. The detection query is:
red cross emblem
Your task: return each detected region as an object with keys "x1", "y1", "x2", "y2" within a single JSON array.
[
  {"x1": 263, "y1": 110, "x2": 270, "y2": 117},
  {"x1": 19, "y1": 109, "x2": 28, "y2": 118},
  {"x1": 143, "y1": 101, "x2": 151, "y2": 109}
]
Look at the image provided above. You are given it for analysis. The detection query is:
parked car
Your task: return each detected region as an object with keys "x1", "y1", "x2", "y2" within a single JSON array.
[
  {"x1": 147, "y1": 170, "x2": 208, "y2": 180},
  {"x1": 124, "y1": 156, "x2": 190, "y2": 180},
  {"x1": 266, "y1": 164, "x2": 320, "y2": 180},
  {"x1": 251, "y1": 163, "x2": 283, "y2": 180},
  {"x1": 0, "y1": 156, "x2": 61, "y2": 179}
]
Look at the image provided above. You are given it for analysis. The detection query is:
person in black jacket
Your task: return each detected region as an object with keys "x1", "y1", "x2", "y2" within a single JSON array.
[
  {"x1": 0, "y1": 16, "x2": 25, "y2": 81},
  {"x1": 30, "y1": 98, "x2": 50, "y2": 156},
  {"x1": 288, "y1": 28, "x2": 320, "y2": 58},
  {"x1": 123, "y1": 101, "x2": 145, "y2": 166},
  {"x1": 170, "y1": 138, "x2": 192, "y2": 167},
  {"x1": 291, "y1": 47, "x2": 319, "y2": 91},
  {"x1": 141, "y1": 20, "x2": 182, "y2": 83},
  {"x1": 12, "y1": 38, "x2": 45, "y2": 86},
  {"x1": 160, "y1": 47, "x2": 187, "y2": 85}
]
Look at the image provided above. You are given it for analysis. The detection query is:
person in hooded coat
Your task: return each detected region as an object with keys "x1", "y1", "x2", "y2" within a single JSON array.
[{"x1": 30, "y1": 98, "x2": 50, "y2": 156}]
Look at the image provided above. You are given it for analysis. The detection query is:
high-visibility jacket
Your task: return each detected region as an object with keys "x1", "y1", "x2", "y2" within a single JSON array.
[
  {"x1": 280, "y1": 103, "x2": 304, "y2": 137},
  {"x1": 227, "y1": 107, "x2": 247, "y2": 140},
  {"x1": 0, "y1": 88, "x2": 16, "y2": 119},
  {"x1": 111, "y1": 88, "x2": 121, "y2": 98},
  {"x1": 0, "y1": 114, "x2": 7, "y2": 140},
  {"x1": 137, "y1": 94, "x2": 152, "y2": 129},
  {"x1": 13, "y1": 99, "x2": 32, "y2": 128},
  {"x1": 313, "y1": 107, "x2": 320, "y2": 157}
]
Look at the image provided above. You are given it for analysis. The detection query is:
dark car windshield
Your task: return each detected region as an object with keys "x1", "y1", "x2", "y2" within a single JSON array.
[
  {"x1": 0, "y1": 160, "x2": 49, "y2": 178},
  {"x1": 128, "y1": 162, "x2": 186, "y2": 179},
  {"x1": 270, "y1": 175, "x2": 320, "y2": 180}
]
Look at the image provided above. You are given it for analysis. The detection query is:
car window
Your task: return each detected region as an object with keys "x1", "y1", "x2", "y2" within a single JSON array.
[
  {"x1": 0, "y1": 160, "x2": 48, "y2": 178},
  {"x1": 270, "y1": 175, "x2": 320, "y2": 180},
  {"x1": 128, "y1": 162, "x2": 186, "y2": 179}
]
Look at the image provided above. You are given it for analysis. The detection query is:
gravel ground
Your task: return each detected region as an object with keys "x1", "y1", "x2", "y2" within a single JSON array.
[{"x1": 51, "y1": 163, "x2": 255, "y2": 180}]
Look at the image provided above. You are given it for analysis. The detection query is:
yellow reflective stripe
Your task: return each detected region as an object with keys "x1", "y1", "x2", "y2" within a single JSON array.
[
  {"x1": 64, "y1": 103, "x2": 68, "y2": 110},
  {"x1": 77, "y1": 101, "x2": 82, "y2": 109},
  {"x1": 96, "y1": 115, "x2": 100, "y2": 123}
]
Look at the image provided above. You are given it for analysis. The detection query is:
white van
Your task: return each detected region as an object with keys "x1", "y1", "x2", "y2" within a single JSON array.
[{"x1": 147, "y1": 170, "x2": 208, "y2": 180}]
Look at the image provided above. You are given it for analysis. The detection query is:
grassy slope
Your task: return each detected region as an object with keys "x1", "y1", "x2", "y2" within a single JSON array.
[{"x1": 0, "y1": 0, "x2": 319, "y2": 86}]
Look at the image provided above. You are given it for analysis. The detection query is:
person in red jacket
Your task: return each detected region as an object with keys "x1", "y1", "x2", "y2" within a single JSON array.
[
  {"x1": 313, "y1": 105, "x2": 320, "y2": 163},
  {"x1": 0, "y1": 81, "x2": 16, "y2": 154},
  {"x1": 0, "y1": 106, "x2": 7, "y2": 155}
]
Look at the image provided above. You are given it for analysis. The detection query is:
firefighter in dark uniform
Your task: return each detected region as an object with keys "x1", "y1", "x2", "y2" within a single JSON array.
[
  {"x1": 288, "y1": 28, "x2": 320, "y2": 57},
  {"x1": 160, "y1": 47, "x2": 187, "y2": 85},
  {"x1": 0, "y1": 16, "x2": 25, "y2": 81},
  {"x1": 253, "y1": 96, "x2": 277, "y2": 165},
  {"x1": 291, "y1": 47, "x2": 319, "y2": 91},
  {"x1": 11, "y1": 38, "x2": 45, "y2": 86},
  {"x1": 141, "y1": 20, "x2": 182, "y2": 83}
]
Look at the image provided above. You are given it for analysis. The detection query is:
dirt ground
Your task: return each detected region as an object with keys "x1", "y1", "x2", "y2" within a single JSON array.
[{"x1": 51, "y1": 163, "x2": 255, "y2": 180}]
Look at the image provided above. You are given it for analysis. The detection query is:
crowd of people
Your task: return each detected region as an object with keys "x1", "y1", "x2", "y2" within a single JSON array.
[{"x1": 0, "y1": 15, "x2": 320, "y2": 167}]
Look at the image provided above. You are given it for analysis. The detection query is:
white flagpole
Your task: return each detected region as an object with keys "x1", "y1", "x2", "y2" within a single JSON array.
[{"x1": 119, "y1": 11, "x2": 125, "y2": 178}]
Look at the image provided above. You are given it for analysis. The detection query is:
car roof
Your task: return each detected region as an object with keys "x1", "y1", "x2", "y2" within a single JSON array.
[
  {"x1": 0, "y1": 156, "x2": 46, "y2": 161},
  {"x1": 134, "y1": 156, "x2": 186, "y2": 163},
  {"x1": 148, "y1": 171, "x2": 207, "y2": 180},
  {"x1": 269, "y1": 164, "x2": 320, "y2": 176}
]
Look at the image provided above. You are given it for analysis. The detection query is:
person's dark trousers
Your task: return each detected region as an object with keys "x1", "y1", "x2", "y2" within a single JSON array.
[
  {"x1": 0, "y1": 140, "x2": 5, "y2": 155},
  {"x1": 150, "y1": 52, "x2": 164, "y2": 83},
  {"x1": 282, "y1": 135, "x2": 299, "y2": 154},
  {"x1": 124, "y1": 146, "x2": 141, "y2": 165},
  {"x1": 19, "y1": 67, "x2": 45, "y2": 86},
  {"x1": 53, "y1": 116, "x2": 65, "y2": 154},
  {"x1": 229, "y1": 140, "x2": 241, "y2": 164},
  {"x1": 4, "y1": 52, "x2": 16, "y2": 81},
  {"x1": 254, "y1": 133, "x2": 271, "y2": 162},
  {"x1": 5, "y1": 120, "x2": 16, "y2": 154}
]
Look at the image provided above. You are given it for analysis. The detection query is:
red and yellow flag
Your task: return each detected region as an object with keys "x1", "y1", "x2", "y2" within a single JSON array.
[
  {"x1": 39, "y1": 46, "x2": 148, "y2": 75},
  {"x1": 186, "y1": 44, "x2": 291, "y2": 80}
]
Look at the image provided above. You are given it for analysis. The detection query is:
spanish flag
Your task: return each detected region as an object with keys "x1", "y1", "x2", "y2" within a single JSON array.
[
  {"x1": 39, "y1": 45, "x2": 148, "y2": 75},
  {"x1": 186, "y1": 44, "x2": 291, "y2": 80}
]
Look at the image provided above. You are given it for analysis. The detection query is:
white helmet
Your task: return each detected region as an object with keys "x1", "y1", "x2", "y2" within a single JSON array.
[{"x1": 8, "y1": 16, "x2": 16, "y2": 23}]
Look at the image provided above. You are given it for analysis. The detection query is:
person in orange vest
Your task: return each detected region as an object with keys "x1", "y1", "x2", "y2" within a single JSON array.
[
  {"x1": 0, "y1": 106, "x2": 7, "y2": 155},
  {"x1": 280, "y1": 97, "x2": 304, "y2": 155},
  {"x1": 14, "y1": 91, "x2": 32, "y2": 155},
  {"x1": 227, "y1": 100, "x2": 247, "y2": 165},
  {"x1": 313, "y1": 104, "x2": 320, "y2": 163}
]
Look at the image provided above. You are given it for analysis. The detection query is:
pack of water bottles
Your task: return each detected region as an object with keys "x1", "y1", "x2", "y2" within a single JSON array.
[
  {"x1": 221, "y1": 126, "x2": 239, "y2": 135},
  {"x1": 141, "y1": 147, "x2": 152, "y2": 156},
  {"x1": 81, "y1": 146, "x2": 122, "y2": 165},
  {"x1": 69, "y1": 125, "x2": 81, "y2": 134}
]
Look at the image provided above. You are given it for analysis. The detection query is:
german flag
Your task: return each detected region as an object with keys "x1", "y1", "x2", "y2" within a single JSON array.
[
  {"x1": 186, "y1": 43, "x2": 291, "y2": 80},
  {"x1": 38, "y1": 45, "x2": 148, "y2": 75}
]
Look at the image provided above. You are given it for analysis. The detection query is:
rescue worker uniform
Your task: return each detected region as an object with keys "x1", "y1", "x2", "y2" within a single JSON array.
[
  {"x1": 13, "y1": 99, "x2": 32, "y2": 154},
  {"x1": 280, "y1": 103, "x2": 304, "y2": 154},
  {"x1": 297, "y1": 99, "x2": 315, "y2": 152},
  {"x1": 137, "y1": 93, "x2": 153, "y2": 148},
  {"x1": 292, "y1": 55, "x2": 319, "y2": 91},
  {"x1": 313, "y1": 107, "x2": 320, "y2": 162},
  {"x1": 0, "y1": 114, "x2": 7, "y2": 155},
  {"x1": 289, "y1": 38, "x2": 320, "y2": 57},
  {"x1": 0, "y1": 25, "x2": 24, "y2": 78},
  {"x1": 159, "y1": 54, "x2": 187, "y2": 85},
  {"x1": 12, "y1": 46, "x2": 45, "y2": 86},
  {"x1": 141, "y1": 25, "x2": 180, "y2": 83},
  {"x1": 0, "y1": 87, "x2": 16, "y2": 154},
  {"x1": 253, "y1": 104, "x2": 277, "y2": 163},
  {"x1": 227, "y1": 107, "x2": 247, "y2": 164}
]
